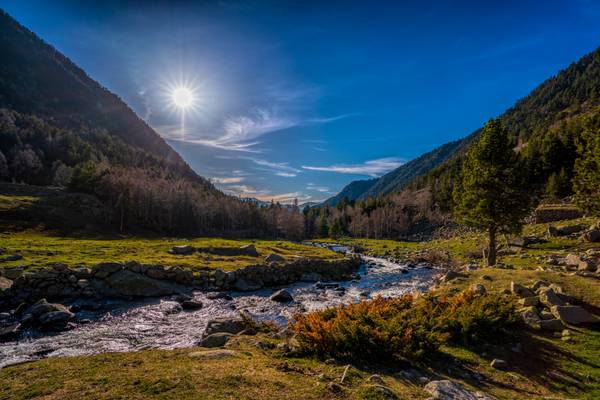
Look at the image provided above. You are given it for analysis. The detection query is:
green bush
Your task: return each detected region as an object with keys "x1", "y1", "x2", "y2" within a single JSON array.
[{"x1": 292, "y1": 290, "x2": 517, "y2": 362}]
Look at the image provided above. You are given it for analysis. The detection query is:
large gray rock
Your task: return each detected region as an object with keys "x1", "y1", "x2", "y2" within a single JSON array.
[
  {"x1": 521, "y1": 307, "x2": 541, "y2": 330},
  {"x1": 171, "y1": 245, "x2": 194, "y2": 255},
  {"x1": 204, "y1": 317, "x2": 247, "y2": 335},
  {"x1": 551, "y1": 305, "x2": 599, "y2": 325},
  {"x1": 0, "y1": 323, "x2": 21, "y2": 342},
  {"x1": 26, "y1": 299, "x2": 70, "y2": 318},
  {"x1": 539, "y1": 318, "x2": 565, "y2": 332},
  {"x1": 2, "y1": 268, "x2": 23, "y2": 280},
  {"x1": 181, "y1": 300, "x2": 203, "y2": 310},
  {"x1": 240, "y1": 244, "x2": 259, "y2": 257},
  {"x1": 424, "y1": 380, "x2": 497, "y2": 400},
  {"x1": 582, "y1": 228, "x2": 600, "y2": 243},
  {"x1": 103, "y1": 269, "x2": 180, "y2": 297},
  {"x1": 92, "y1": 262, "x2": 123, "y2": 279},
  {"x1": 265, "y1": 253, "x2": 285, "y2": 263},
  {"x1": 38, "y1": 310, "x2": 74, "y2": 329},
  {"x1": 270, "y1": 289, "x2": 293, "y2": 302},
  {"x1": 565, "y1": 254, "x2": 582, "y2": 267},
  {"x1": 539, "y1": 288, "x2": 566, "y2": 308},
  {"x1": 511, "y1": 282, "x2": 534, "y2": 298},
  {"x1": 200, "y1": 332, "x2": 233, "y2": 348},
  {"x1": 0, "y1": 276, "x2": 12, "y2": 292}
]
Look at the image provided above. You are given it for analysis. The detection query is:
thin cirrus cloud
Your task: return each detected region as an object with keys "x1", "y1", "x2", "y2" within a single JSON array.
[
  {"x1": 302, "y1": 157, "x2": 404, "y2": 177},
  {"x1": 210, "y1": 176, "x2": 244, "y2": 184},
  {"x1": 166, "y1": 109, "x2": 358, "y2": 152},
  {"x1": 223, "y1": 183, "x2": 312, "y2": 204},
  {"x1": 245, "y1": 157, "x2": 301, "y2": 177}
]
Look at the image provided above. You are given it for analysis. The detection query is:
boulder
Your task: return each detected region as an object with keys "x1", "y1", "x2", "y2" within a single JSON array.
[
  {"x1": 240, "y1": 244, "x2": 259, "y2": 257},
  {"x1": 200, "y1": 332, "x2": 233, "y2": 348},
  {"x1": 2, "y1": 254, "x2": 23, "y2": 262},
  {"x1": 38, "y1": 310, "x2": 74, "y2": 329},
  {"x1": 531, "y1": 280, "x2": 548, "y2": 292},
  {"x1": 565, "y1": 254, "x2": 582, "y2": 266},
  {"x1": 511, "y1": 282, "x2": 534, "y2": 298},
  {"x1": 0, "y1": 323, "x2": 21, "y2": 342},
  {"x1": 92, "y1": 262, "x2": 123, "y2": 279},
  {"x1": 539, "y1": 288, "x2": 566, "y2": 308},
  {"x1": 265, "y1": 253, "x2": 285, "y2": 263},
  {"x1": 551, "y1": 305, "x2": 599, "y2": 325},
  {"x1": 424, "y1": 380, "x2": 497, "y2": 400},
  {"x1": 0, "y1": 276, "x2": 12, "y2": 292},
  {"x1": 270, "y1": 289, "x2": 293, "y2": 302},
  {"x1": 181, "y1": 300, "x2": 203, "y2": 310},
  {"x1": 521, "y1": 307, "x2": 541, "y2": 330},
  {"x1": 582, "y1": 228, "x2": 600, "y2": 243},
  {"x1": 171, "y1": 245, "x2": 194, "y2": 255},
  {"x1": 103, "y1": 269, "x2": 180, "y2": 297},
  {"x1": 578, "y1": 259, "x2": 597, "y2": 272},
  {"x1": 2, "y1": 268, "x2": 23, "y2": 280},
  {"x1": 204, "y1": 317, "x2": 246, "y2": 335},
  {"x1": 539, "y1": 318, "x2": 565, "y2": 332},
  {"x1": 26, "y1": 299, "x2": 70, "y2": 318},
  {"x1": 518, "y1": 296, "x2": 539, "y2": 307},
  {"x1": 548, "y1": 225, "x2": 585, "y2": 237}
]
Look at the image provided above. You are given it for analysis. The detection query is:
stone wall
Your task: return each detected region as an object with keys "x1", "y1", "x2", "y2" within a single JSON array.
[
  {"x1": 533, "y1": 206, "x2": 584, "y2": 224},
  {"x1": 0, "y1": 256, "x2": 360, "y2": 309}
]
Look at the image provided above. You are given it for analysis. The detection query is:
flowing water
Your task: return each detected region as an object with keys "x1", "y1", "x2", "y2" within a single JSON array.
[{"x1": 0, "y1": 252, "x2": 437, "y2": 368}]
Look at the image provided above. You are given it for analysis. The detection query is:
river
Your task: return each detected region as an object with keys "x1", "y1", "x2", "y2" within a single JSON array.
[{"x1": 0, "y1": 251, "x2": 437, "y2": 368}]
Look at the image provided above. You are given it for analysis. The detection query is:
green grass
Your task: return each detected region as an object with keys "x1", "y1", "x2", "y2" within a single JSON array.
[
  {"x1": 0, "y1": 230, "x2": 343, "y2": 272},
  {"x1": 316, "y1": 216, "x2": 597, "y2": 267},
  {"x1": 2, "y1": 218, "x2": 600, "y2": 399}
]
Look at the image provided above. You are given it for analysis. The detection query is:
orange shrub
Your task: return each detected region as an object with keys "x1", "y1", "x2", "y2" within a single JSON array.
[{"x1": 292, "y1": 291, "x2": 517, "y2": 362}]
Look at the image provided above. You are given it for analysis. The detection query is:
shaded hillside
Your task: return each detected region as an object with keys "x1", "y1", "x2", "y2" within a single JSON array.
[
  {"x1": 325, "y1": 45, "x2": 600, "y2": 207},
  {"x1": 0, "y1": 9, "x2": 196, "y2": 180},
  {"x1": 321, "y1": 179, "x2": 376, "y2": 207},
  {"x1": 411, "y1": 46, "x2": 600, "y2": 209}
]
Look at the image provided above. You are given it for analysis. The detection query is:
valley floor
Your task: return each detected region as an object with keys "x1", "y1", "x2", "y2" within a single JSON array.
[{"x1": 1, "y1": 217, "x2": 600, "y2": 399}]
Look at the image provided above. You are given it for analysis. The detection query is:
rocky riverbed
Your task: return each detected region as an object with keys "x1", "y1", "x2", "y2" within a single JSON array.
[{"x1": 0, "y1": 255, "x2": 436, "y2": 368}]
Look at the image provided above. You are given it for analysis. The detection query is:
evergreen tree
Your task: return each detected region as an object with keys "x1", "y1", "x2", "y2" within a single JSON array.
[
  {"x1": 318, "y1": 214, "x2": 330, "y2": 238},
  {"x1": 453, "y1": 119, "x2": 531, "y2": 266},
  {"x1": 544, "y1": 168, "x2": 571, "y2": 200},
  {"x1": 573, "y1": 115, "x2": 600, "y2": 214}
]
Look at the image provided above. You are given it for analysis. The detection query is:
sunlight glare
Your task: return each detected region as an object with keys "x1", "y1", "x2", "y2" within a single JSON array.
[{"x1": 171, "y1": 87, "x2": 194, "y2": 109}]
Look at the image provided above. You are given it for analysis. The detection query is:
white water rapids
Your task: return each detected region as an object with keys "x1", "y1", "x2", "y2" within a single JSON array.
[{"x1": 0, "y1": 252, "x2": 437, "y2": 368}]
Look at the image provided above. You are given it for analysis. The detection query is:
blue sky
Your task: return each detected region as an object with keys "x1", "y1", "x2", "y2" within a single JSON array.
[{"x1": 4, "y1": 0, "x2": 600, "y2": 203}]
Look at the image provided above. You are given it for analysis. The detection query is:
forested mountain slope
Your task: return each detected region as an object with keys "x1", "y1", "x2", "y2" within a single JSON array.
[
  {"x1": 0, "y1": 9, "x2": 197, "y2": 181},
  {"x1": 0, "y1": 10, "x2": 306, "y2": 237},
  {"x1": 324, "y1": 46, "x2": 600, "y2": 207}
]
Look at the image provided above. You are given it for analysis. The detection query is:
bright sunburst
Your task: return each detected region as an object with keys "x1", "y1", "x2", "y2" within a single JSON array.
[{"x1": 171, "y1": 86, "x2": 194, "y2": 109}]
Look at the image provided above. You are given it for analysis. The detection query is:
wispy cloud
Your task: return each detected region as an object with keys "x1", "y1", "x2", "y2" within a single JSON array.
[
  {"x1": 307, "y1": 183, "x2": 332, "y2": 193},
  {"x1": 275, "y1": 172, "x2": 297, "y2": 177},
  {"x1": 161, "y1": 109, "x2": 358, "y2": 152},
  {"x1": 302, "y1": 157, "x2": 403, "y2": 177},
  {"x1": 222, "y1": 183, "x2": 311, "y2": 204},
  {"x1": 245, "y1": 157, "x2": 301, "y2": 176},
  {"x1": 211, "y1": 177, "x2": 244, "y2": 184}
]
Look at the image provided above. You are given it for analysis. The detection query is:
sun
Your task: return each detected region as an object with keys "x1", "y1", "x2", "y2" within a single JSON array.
[{"x1": 171, "y1": 86, "x2": 194, "y2": 109}]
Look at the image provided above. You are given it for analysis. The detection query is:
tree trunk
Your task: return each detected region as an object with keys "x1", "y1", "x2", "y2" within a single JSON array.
[{"x1": 487, "y1": 226, "x2": 497, "y2": 266}]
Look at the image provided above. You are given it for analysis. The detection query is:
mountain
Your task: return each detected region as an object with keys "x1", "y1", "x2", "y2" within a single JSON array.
[
  {"x1": 0, "y1": 9, "x2": 198, "y2": 181},
  {"x1": 324, "y1": 45, "x2": 600, "y2": 206},
  {"x1": 0, "y1": 10, "x2": 303, "y2": 238},
  {"x1": 322, "y1": 138, "x2": 468, "y2": 206}
]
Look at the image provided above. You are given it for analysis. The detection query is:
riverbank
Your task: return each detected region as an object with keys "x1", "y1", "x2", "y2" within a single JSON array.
[{"x1": 2, "y1": 256, "x2": 599, "y2": 399}]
